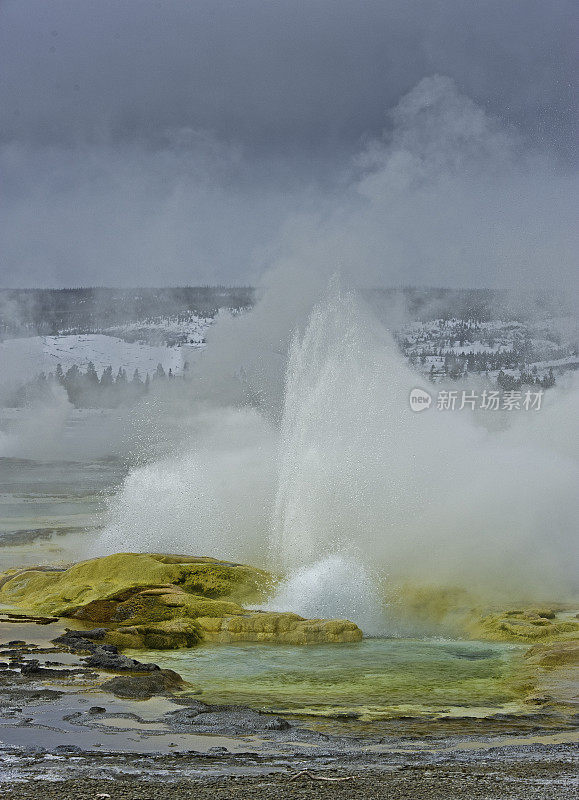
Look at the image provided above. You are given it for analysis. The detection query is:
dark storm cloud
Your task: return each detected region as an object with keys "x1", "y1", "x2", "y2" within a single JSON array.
[
  {"x1": 0, "y1": 1, "x2": 576, "y2": 287},
  {"x1": 1, "y1": 0, "x2": 575, "y2": 153}
]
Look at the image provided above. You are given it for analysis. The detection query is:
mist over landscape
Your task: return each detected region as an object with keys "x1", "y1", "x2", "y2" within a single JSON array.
[
  {"x1": 0, "y1": 1, "x2": 576, "y2": 292},
  {"x1": 0, "y1": 5, "x2": 577, "y2": 787},
  {"x1": 1, "y1": 0, "x2": 577, "y2": 602}
]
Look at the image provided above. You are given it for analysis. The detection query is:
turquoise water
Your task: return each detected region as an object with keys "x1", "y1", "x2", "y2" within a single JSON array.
[{"x1": 129, "y1": 638, "x2": 526, "y2": 720}]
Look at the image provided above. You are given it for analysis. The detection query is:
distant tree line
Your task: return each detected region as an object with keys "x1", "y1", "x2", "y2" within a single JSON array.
[
  {"x1": 422, "y1": 358, "x2": 557, "y2": 388},
  {"x1": 2, "y1": 286, "x2": 572, "y2": 339},
  {"x1": 10, "y1": 362, "x2": 186, "y2": 408},
  {"x1": 496, "y1": 367, "x2": 556, "y2": 391},
  {"x1": 409, "y1": 350, "x2": 564, "y2": 378},
  {"x1": 0, "y1": 287, "x2": 255, "y2": 338}
]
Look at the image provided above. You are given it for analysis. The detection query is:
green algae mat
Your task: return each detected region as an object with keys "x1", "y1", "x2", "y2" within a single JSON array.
[{"x1": 128, "y1": 637, "x2": 530, "y2": 721}]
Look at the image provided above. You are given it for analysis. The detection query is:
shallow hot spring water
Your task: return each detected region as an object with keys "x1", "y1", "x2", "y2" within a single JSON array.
[
  {"x1": 0, "y1": 435, "x2": 527, "y2": 728},
  {"x1": 0, "y1": 453, "x2": 526, "y2": 726},
  {"x1": 126, "y1": 638, "x2": 526, "y2": 722}
]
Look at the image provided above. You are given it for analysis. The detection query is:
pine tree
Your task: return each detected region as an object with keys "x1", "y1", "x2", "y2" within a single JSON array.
[
  {"x1": 86, "y1": 361, "x2": 99, "y2": 385},
  {"x1": 64, "y1": 364, "x2": 82, "y2": 405},
  {"x1": 100, "y1": 365, "x2": 114, "y2": 388},
  {"x1": 542, "y1": 368, "x2": 556, "y2": 389}
]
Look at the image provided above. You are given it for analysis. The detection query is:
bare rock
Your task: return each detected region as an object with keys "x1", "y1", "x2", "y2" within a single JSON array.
[{"x1": 101, "y1": 669, "x2": 184, "y2": 698}]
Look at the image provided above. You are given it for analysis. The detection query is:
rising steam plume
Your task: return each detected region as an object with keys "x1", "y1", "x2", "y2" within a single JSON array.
[
  {"x1": 90, "y1": 79, "x2": 578, "y2": 626},
  {"x1": 98, "y1": 283, "x2": 578, "y2": 622}
]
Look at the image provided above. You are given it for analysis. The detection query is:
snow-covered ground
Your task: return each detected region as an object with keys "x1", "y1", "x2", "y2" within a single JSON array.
[
  {"x1": 0, "y1": 312, "x2": 576, "y2": 398},
  {"x1": 0, "y1": 334, "x2": 186, "y2": 382},
  {"x1": 101, "y1": 312, "x2": 213, "y2": 346},
  {"x1": 0, "y1": 311, "x2": 219, "y2": 390}
]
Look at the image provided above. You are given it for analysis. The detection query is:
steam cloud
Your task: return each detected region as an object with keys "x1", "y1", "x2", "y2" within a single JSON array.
[
  {"x1": 96, "y1": 81, "x2": 578, "y2": 620},
  {"x1": 1, "y1": 0, "x2": 576, "y2": 290}
]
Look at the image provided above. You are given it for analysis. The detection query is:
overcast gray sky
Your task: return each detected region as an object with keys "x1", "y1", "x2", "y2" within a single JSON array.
[{"x1": 0, "y1": 0, "x2": 576, "y2": 289}]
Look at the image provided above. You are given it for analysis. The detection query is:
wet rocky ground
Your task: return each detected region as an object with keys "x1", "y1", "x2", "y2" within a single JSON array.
[
  {"x1": 0, "y1": 617, "x2": 576, "y2": 797},
  {"x1": 0, "y1": 748, "x2": 577, "y2": 799}
]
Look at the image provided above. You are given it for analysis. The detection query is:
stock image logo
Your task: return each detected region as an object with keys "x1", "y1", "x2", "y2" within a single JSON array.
[{"x1": 409, "y1": 388, "x2": 432, "y2": 412}]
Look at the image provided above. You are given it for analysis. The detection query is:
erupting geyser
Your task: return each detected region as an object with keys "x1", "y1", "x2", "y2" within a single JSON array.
[
  {"x1": 270, "y1": 289, "x2": 427, "y2": 573},
  {"x1": 98, "y1": 286, "x2": 578, "y2": 631}
]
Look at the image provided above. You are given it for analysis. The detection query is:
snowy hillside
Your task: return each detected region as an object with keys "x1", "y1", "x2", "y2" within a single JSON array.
[
  {"x1": 0, "y1": 295, "x2": 576, "y2": 407},
  {"x1": 396, "y1": 318, "x2": 578, "y2": 383},
  {"x1": 102, "y1": 312, "x2": 213, "y2": 347},
  {"x1": 0, "y1": 333, "x2": 187, "y2": 384}
]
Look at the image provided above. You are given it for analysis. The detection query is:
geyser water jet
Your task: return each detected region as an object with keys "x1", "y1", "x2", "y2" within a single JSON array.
[
  {"x1": 270, "y1": 289, "x2": 429, "y2": 574},
  {"x1": 264, "y1": 553, "x2": 385, "y2": 635},
  {"x1": 98, "y1": 286, "x2": 578, "y2": 630}
]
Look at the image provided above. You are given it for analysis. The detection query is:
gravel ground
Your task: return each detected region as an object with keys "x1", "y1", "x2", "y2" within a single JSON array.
[{"x1": 0, "y1": 760, "x2": 577, "y2": 800}]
